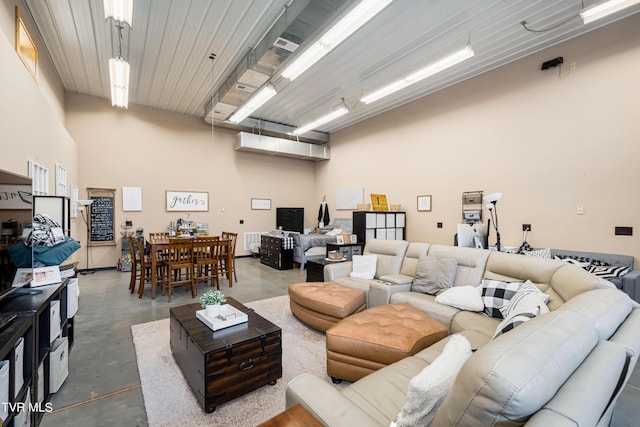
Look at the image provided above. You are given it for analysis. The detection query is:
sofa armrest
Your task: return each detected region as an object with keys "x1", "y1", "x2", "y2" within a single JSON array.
[
  {"x1": 378, "y1": 273, "x2": 413, "y2": 285},
  {"x1": 369, "y1": 280, "x2": 412, "y2": 306},
  {"x1": 622, "y1": 270, "x2": 640, "y2": 303},
  {"x1": 286, "y1": 373, "x2": 380, "y2": 426},
  {"x1": 324, "y1": 261, "x2": 353, "y2": 281}
]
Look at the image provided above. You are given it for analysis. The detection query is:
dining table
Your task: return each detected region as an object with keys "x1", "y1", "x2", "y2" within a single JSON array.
[{"x1": 147, "y1": 236, "x2": 233, "y2": 299}]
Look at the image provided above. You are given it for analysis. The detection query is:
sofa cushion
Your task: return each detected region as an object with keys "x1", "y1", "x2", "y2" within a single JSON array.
[
  {"x1": 392, "y1": 335, "x2": 472, "y2": 427},
  {"x1": 350, "y1": 254, "x2": 377, "y2": 280},
  {"x1": 434, "y1": 285, "x2": 484, "y2": 312},
  {"x1": 411, "y1": 255, "x2": 457, "y2": 295},
  {"x1": 363, "y1": 239, "x2": 409, "y2": 278},
  {"x1": 427, "y1": 245, "x2": 490, "y2": 286},
  {"x1": 480, "y1": 279, "x2": 521, "y2": 319},
  {"x1": 399, "y1": 242, "x2": 430, "y2": 277},
  {"x1": 432, "y1": 311, "x2": 599, "y2": 426},
  {"x1": 557, "y1": 288, "x2": 633, "y2": 340}
]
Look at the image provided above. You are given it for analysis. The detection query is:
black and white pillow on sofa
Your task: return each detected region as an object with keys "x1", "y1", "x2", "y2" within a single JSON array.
[
  {"x1": 480, "y1": 280, "x2": 522, "y2": 319},
  {"x1": 493, "y1": 292, "x2": 550, "y2": 338}
]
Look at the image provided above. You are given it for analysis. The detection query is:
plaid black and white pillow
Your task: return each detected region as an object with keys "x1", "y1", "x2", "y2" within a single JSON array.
[{"x1": 481, "y1": 280, "x2": 522, "y2": 319}]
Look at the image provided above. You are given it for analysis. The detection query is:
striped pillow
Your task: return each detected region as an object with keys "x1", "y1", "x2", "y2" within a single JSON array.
[
  {"x1": 499, "y1": 280, "x2": 549, "y2": 318},
  {"x1": 587, "y1": 264, "x2": 630, "y2": 279}
]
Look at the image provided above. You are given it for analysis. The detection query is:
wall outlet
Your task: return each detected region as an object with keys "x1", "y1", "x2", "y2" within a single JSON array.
[
  {"x1": 577, "y1": 205, "x2": 584, "y2": 215},
  {"x1": 437, "y1": 222, "x2": 443, "y2": 229},
  {"x1": 522, "y1": 224, "x2": 531, "y2": 231},
  {"x1": 239, "y1": 219, "x2": 244, "y2": 224}
]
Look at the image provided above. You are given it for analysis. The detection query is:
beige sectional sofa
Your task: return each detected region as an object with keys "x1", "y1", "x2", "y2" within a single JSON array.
[{"x1": 285, "y1": 239, "x2": 640, "y2": 426}]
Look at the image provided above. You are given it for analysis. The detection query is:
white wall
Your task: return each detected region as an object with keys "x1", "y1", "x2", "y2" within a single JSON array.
[
  {"x1": 318, "y1": 14, "x2": 640, "y2": 261},
  {"x1": 65, "y1": 93, "x2": 318, "y2": 268},
  {"x1": 0, "y1": 1, "x2": 78, "y2": 237}
]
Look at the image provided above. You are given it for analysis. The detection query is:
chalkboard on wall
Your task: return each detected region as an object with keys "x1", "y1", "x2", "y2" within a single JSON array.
[{"x1": 87, "y1": 188, "x2": 116, "y2": 246}]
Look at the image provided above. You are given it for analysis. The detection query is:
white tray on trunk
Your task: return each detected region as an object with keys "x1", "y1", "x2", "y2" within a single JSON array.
[{"x1": 196, "y1": 304, "x2": 248, "y2": 331}]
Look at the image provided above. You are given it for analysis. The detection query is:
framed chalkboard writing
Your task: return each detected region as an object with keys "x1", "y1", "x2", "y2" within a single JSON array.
[{"x1": 87, "y1": 188, "x2": 116, "y2": 246}]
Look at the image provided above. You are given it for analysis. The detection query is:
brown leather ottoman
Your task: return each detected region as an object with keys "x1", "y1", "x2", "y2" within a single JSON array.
[
  {"x1": 326, "y1": 304, "x2": 448, "y2": 382},
  {"x1": 288, "y1": 282, "x2": 366, "y2": 332}
]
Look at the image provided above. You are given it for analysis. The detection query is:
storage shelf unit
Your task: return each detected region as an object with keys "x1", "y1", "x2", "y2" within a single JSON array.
[
  {"x1": 353, "y1": 211, "x2": 406, "y2": 246},
  {"x1": 0, "y1": 279, "x2": 73, "y2": 426},
  {"x1": 326, "y1": 243, "x2": 363, "y2": 261},
  {"x1": 0, "y1": 314, "x2": 33, "y2": 427}
]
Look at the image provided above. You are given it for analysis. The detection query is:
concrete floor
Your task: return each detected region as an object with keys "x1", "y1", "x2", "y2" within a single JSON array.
[{"x1": 40, "y1": 257, "x2": 305, "y2": 427}]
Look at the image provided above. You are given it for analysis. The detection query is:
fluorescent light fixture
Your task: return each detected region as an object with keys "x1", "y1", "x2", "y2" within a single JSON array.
[
  {"x1": 109, "y1": 56, "x2": 130, "y2": 108},
  {"x1": 580, "y1": 0, "x2": 640, "y2": 23},
  {"x1": 281, "y1": 0, "x2": 392, "y2": 81},
  {"x1": 292, "y1": 106, "x2": 349, "y2": 135},
  {"x1": 227, "y1": 84, "x2": 277, "y2": 124},
  {"x1": 361, "y1": 45, "x2": 475, "y2": 104},
  {"x1": 104, "y1": 0, "x2": 133, "y2": 27}
]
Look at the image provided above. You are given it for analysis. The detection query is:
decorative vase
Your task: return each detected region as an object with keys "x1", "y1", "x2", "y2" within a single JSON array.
[{"x1": 205, "y1": 304, "x2": 220, "y2": 318}]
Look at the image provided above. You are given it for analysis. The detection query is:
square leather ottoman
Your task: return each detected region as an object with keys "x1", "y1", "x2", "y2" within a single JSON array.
[
  {"x1": 326, "y1": 304, "x2": 448, "y2": 382},
  {"x1": 288, "y1": 282, "x2": 366, "y2": 332}
]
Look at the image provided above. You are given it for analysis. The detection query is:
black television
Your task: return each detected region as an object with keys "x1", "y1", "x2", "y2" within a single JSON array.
[{"x1": 276, "y1": 207, "x2": 304, "y2": 233}]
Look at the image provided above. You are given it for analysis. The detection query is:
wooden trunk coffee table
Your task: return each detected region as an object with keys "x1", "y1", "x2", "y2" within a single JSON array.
[{"x1": 170, "y1": 297, "x2": 282, "y2": 412}]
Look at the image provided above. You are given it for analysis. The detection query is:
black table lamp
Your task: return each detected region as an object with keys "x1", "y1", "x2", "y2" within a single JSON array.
[{"x1": 483, "y1": 192, "x2": 502, "y2": 252}]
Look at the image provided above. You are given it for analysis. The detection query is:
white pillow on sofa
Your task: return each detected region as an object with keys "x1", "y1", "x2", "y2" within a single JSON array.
[
  {"x1": 391, "y1": 334, "x2": 472, "y2": 427},
  {"x1": 350, "y1": 254, "x2": 377, "y2": 280},
  {"x1": 434, "y1": 285, "x2": 484, "y2": 311}
]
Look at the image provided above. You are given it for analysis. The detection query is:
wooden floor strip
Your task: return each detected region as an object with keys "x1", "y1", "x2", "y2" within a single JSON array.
[{"x1": 50, "y1": 384, "x2": 141, "y2": 413}]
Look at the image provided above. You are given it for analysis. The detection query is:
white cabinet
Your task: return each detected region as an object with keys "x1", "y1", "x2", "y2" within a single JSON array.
[{"x1": 353, "y1": 211, "x2": 406, "y2": 245}]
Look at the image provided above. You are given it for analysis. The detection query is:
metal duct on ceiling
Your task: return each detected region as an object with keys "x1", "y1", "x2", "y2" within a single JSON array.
[
  {"x1": 204, "y1": 0, "x2": 346, "y2": 125},
  {"x1": 235, "y1": 132, "x2": 330, "y2": 161}
]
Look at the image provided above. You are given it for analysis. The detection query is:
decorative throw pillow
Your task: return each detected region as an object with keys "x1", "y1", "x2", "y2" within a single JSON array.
[
  {"x1": 480, "y1": 279, "x2": 522, "y2": 319},
  {"x1": 493, "y1": 307, "x2": 539, "y2": 339},
  {"x1": 349, "y1": 254, "x2": 377, "y2": 280},
  {"x1": 411, "y1": 256, "x2": 458, "y2": 295},
  {"x1": 391, "y1": 335, "x2": 472, "y2": 427},
  {"x1": 587, "y1": 264, "x2": 630, "y2": 280},
  {"x1": 435, "y1": 286, "x2": 484, "y2": 312},
  {"x1": 493, "y1": 292, "x2": 549, "y2": 338},
  {"x1": 554, "y1": 255, "x2": 591, "y2": 269},
  {"x1": 499, "y1": 280, "x2": 549, "y2": 318},
  {"x1": 523, "y1": 248, "x2": 552, "y2": 259}
]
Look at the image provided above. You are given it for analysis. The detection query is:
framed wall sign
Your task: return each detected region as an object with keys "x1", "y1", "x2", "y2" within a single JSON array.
[
  {"x1": 88, "y1": 188, "x2": 116, "y2": 246},
  {"x1": 251, "y1": 198, "x2": 271, "y2": 210},
  {"x1": 166, "y1": 190, "x2": 209, "y2": 212},
  {"x1": 0, "y1": 184, "x2": 32, "y2": 209},
  {"x1": 417, "y1": 195, "x2": 432, "y2": 212}
]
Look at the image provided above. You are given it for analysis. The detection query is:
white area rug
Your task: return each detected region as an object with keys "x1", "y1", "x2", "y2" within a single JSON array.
[{"x1": 131, "y1": 295, "x2": 335, "y2": 426}]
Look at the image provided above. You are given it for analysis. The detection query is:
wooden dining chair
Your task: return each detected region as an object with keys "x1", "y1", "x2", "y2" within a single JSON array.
[
  {"x1": 149, "y1": 232, "x2": 169, "y2": 239},
  {"x1": 193, "y1": 236, "x2": 221, "y2": 291},
  {"x1": 127, "y1": 235, "x2": 139, "y2": 293},
  {"x1": 163, "y1": 238, "x2": 195, "y2": 302},
  {"x1": 219, "y1": 231, "x2": 238, "y2": 283},
  {"x1": 135, "y1": 236, "x2": 157, "y2": 298}
]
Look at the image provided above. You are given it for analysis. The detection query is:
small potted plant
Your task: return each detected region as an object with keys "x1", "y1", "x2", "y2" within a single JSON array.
[{"x1": 200, "y1": 289, "x2": 226, "y2": 317}]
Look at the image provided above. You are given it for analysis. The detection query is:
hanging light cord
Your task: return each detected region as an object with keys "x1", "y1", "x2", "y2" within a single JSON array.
[{"x1": 521, "y1": 1, "x2": 584, "y2": 33}]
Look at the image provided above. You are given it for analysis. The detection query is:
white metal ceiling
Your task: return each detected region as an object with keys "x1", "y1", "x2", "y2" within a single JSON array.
[{"x1": 24, "y1": 0, "x2": 640, "y2": 136}]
